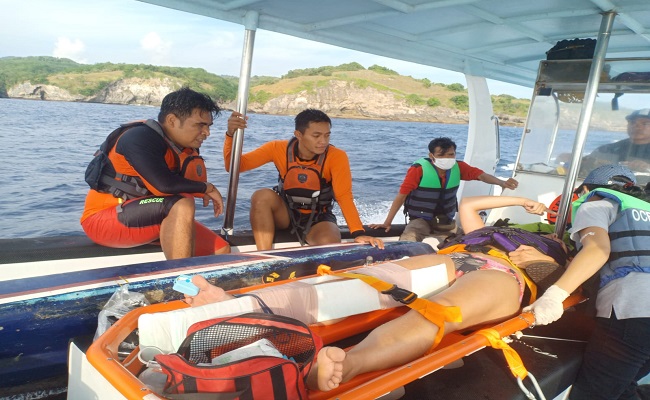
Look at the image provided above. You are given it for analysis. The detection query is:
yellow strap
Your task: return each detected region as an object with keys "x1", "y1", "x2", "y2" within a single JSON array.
[
  {"x1": 476, "y1": 329, "x2": 528, "y2": 380},
  {"x1": 317, "y1": 265, "x2": 462, "y2": 347},
  {"x1": 437, "y1": 244, "x2": 537, "y2": 302}
]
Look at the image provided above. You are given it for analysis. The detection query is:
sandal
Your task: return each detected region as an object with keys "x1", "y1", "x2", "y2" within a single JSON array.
[{"x1": 524, "y1": 261, "x2": 565, "y2": 293}]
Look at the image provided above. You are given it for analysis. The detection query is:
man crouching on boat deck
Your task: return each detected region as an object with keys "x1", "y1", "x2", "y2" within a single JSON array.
[
  {"x1": 80, "y1": 87, "x2": 230, "y2": 259},
  {"x1": 223, "y1": 109, "x2": 384, "y2": 250}
]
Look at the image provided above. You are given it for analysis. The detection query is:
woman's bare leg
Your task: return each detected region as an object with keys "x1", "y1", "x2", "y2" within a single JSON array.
[{"x1": 308, "y1": 268, "x2": 522, "y2": 391}]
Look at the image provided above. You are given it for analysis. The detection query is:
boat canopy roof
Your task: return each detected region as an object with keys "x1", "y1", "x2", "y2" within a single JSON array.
[{"x1": 139, "y1": 0, "x2": 650, "y2": 87}]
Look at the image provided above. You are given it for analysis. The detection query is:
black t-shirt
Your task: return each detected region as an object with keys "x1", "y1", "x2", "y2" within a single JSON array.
[
  {"x1": 592, "y1": 139, "x2": 650, "y2": 161},
  {"x1": 581, "y1": 139, "x2": 650, "y2": 184}
]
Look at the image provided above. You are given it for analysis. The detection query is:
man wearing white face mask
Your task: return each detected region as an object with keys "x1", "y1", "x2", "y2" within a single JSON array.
[{"x1": 370, "y1": 137, "x2": 518, "y2": 241}]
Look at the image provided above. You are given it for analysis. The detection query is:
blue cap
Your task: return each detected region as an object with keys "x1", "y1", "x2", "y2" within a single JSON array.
[
  {"x1": 626, "y1": 108, "x2": 650, "y2": 121},
  {"x1": 582, "y1": 164, "x2": 637, "y2": 186}
]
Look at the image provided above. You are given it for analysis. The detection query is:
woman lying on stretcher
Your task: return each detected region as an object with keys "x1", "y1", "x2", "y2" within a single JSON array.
[{"x1": 185, "y1": 195, "x2": 569, "y2": 392}]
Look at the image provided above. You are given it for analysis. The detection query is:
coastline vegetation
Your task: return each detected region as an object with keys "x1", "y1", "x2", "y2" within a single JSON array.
[{"x1": 0, "y1": 56, "x2": 530, "y2": 117}]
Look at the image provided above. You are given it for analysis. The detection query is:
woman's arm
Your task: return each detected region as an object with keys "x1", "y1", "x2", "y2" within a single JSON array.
[{"x1": 458, "y1": 196, "x2": 549, "y2": 233}]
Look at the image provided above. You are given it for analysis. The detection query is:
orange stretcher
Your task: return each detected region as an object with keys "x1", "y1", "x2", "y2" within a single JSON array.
[{"x1": 86, "y1": 277, "x2": 586, "y2": 400}]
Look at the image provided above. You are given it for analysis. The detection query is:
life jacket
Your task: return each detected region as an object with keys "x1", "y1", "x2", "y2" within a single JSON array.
[
  {"x1": 440, "y1": 226, "x2": 568, "y2": 268},
  {"x1": 276, "y1": 138, "x2": 334, "y2": 243},
  {"x1": 572, "y1": 189, "x2": 650, "y2": 288},
  {"x1": 439, "y1": 226, "x2": 568, "y2": 303},
  {"x1": 404, "y1": 158, "x2": 461, "y2": 221},
  {"x1": 546, "y1": 192, "x2": 580, "y2": 224},
  {"x1": 85, "y1": 119, "x2": 207, "y2": 201}
]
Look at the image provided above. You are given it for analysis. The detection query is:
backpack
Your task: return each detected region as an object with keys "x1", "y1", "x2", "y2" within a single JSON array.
[
  {"x1": 155, "y1": 313, "x2": 323, "y2": 400},
  {"x1": 546, "y1": 38, "x2": 596, "y2": 60},
  {"x1": 440, "y1": 226, "x2": 568, "y2": 267}
]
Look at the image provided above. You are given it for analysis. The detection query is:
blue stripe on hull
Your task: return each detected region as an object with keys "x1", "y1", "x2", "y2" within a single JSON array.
[
  {"x1": 0, "y1": 242, "x2": 433, "y2": 389},
  {"x1": 0, "y1": 253, "x2": 259, "y2": 297}
]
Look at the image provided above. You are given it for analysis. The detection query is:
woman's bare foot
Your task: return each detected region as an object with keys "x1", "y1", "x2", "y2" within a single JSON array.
[
  {"x1": 184, "y1": 275, "x2": 234, "y2": 306},
  {"x1": 308, "y1": 347, "x2": 346, "y2": 391}
]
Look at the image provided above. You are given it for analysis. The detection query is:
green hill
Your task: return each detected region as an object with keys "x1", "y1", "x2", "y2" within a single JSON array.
[{"x1": 0, "y1": 56, "x2": 530, "y2": 118}]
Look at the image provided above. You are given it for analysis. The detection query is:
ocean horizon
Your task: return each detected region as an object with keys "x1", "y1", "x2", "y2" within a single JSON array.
[{"x1": 0, "y1": 97, "x2": 527, "y2": 239}]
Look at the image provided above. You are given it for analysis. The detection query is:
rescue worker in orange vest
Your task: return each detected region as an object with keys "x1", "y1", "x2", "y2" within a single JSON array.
[
  {"x1": 81, "y1": 88, "x2": 230, "y2": 259},
  {"x1": 223, "y1": 109, "x2": 384, "y2": 250}
]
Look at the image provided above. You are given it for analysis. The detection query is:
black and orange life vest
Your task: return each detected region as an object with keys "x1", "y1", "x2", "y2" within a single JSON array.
[
  {"x1": 276, "y1": 137, "x2": 334, "y2": 215},
  {"x1": 87, "y1": 119, "x2": 207, "y2": 200}
]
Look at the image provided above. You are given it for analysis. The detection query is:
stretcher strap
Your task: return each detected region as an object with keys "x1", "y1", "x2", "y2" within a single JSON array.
[
  {"x1": 317, "y1": 265, "x2": 462, "y2": 347},
  {"x1": 438, "y1": 244, "x2": 538, "y2": 302},
  {"x1": 476, "y1": 328, "x2": 528, "y2": 380}
]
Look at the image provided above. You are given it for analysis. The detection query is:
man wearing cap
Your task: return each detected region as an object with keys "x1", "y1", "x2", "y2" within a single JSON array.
[
  {"x1": 524, "y1": 164, "x2": 650, "y2": 400},
  {"x1": 581, "y1": 109, "x2": 650, "y2": 184}
]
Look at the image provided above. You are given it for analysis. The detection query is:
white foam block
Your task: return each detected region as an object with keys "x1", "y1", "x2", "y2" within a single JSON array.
[
  {"x1": 410, "y1": 263, "x2": 449, "y2": 298},
  {"x1": 139, "y1": 296, "x2": 256, "y2": 353},
  {"x1": 302, "y1": 263, "x2": 449, "y2": 322},
  {"x1": 314, "y1": 277, "x2": 383, "y2": 322}
]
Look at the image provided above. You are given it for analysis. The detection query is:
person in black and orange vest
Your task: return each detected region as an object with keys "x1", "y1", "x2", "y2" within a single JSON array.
[
  {"x1": 81, "y1": 88, "x2": 230, "y2": 259},
  {"x1": 223, "y1": 109, "x2": 383, "y2": 250}
]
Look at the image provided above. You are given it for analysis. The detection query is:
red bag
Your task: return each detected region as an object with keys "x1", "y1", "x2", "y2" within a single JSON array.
[{"x1": 155, "y1": 313, "x2": 322, "y2": 400}]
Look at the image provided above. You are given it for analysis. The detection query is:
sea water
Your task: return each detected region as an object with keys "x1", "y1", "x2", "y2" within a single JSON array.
[{"x1": 0, "y1": 98, "x2": 521, "y2": 239}]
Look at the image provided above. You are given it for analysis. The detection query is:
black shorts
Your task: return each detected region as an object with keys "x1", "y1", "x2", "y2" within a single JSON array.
[
  {"x1": 288, "y1": 209, "x2": 337, "y2": 238},
  {"x1": 295, "y1": 209, "x2": 337, "y2": 229},
  {"x1": 117, "y1": 194, "x2": 184, "y2": 227}
]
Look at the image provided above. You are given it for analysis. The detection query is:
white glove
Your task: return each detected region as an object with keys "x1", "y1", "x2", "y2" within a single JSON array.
[{"x1": 523, "y1": 285, "x2": 569, "y2": 326}]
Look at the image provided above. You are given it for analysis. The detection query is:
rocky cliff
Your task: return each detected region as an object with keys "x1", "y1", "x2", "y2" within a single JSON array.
[
  {"x1": 7, "y1": 77, "x2": 524, "y2": 125},
  {"x1": 242, "y1": 80, "x2": 485, "y2": 123},
  {"x1": 8, "y1": 82, "x2": 85, "y2": 101},
  {"x1": 8, "y1": 77, "x2": 183, "y2": 106},
  {"x1": 88, "y1": 77, "x2": 183, "y2": 105}
]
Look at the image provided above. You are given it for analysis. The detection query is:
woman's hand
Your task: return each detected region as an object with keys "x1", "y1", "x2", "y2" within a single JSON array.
[
  {"x1": 523, "y1": 200, "x2": 551, "y2": 215},
  {"x1": 509, "y1": 245, "x2": 555, "y2": 267}
]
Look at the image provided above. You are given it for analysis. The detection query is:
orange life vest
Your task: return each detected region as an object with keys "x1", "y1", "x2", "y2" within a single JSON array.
[
  {"x1": 97, "y1": 120, "x2": 207, "y2": 200},
  {"x1": 546, "y1": 192, "x2": 580, "y2": 224},
  {"x1": 276, "y1": 138, "x2": 335, "y2": 244},
  {"x1": 276, "y1": 137, "x2": 333, "y2": 215}
]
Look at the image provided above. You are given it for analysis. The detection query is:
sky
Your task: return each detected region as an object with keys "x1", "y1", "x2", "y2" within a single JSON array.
[{"x1": 1, "y1": 0, "x2": 533, "y2": 99}]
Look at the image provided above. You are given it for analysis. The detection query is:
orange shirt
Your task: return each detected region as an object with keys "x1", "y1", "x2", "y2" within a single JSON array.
[{"x1": 224, "y1": 137, "x2": 365, "y2": 235}]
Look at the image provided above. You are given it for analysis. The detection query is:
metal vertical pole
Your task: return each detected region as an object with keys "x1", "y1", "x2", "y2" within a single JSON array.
[
  {"x1": 222, "y1": 11, "x2": 258, "y2": 236},
  {"x1": 554, "y1": 11, "x2": 616, "y2": 238}
]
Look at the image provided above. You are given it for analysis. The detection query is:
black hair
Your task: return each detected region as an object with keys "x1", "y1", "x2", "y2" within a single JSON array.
[
  {"x1": 158, "y1": 87, "x2": 221, "y2": 123},
  {"x1": 294, "y1": 109, "x2": 331, "y2": 133},
  {"x1": 583, "y1": 182, "x2": 650, "y2": 202},
  {"x1": 428, "y1": 137, "x2": 457, "y2": 154}
]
